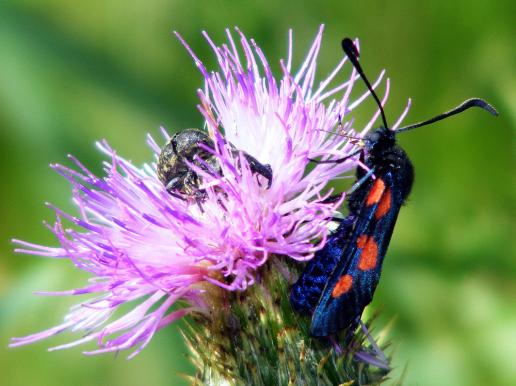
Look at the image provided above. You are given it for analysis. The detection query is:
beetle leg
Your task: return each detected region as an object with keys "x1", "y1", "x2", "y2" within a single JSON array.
[{"x1": 243, "y1": 153, "x2": 273, "y2": 189}]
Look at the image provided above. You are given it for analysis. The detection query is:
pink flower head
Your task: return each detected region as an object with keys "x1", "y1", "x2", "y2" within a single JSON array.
[{"x1": 11, "y1": 25, "x2": 405, "y2": 357}]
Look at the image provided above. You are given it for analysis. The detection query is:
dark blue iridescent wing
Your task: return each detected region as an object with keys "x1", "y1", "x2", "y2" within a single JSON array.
[
  {"x1": 289, "y1": 168, "x2": 377, "y2": 315},
  {"x1": 290, "y1": 214, "x2": 356, "y2": 315},
  {"x1": 310, "y1": 172, "x2": 403, "y2": 337}
]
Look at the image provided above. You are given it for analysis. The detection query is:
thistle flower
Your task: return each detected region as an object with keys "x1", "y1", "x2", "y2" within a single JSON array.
[{"x1": 11, "y1": 25, "x2": 407, "y2": 382}]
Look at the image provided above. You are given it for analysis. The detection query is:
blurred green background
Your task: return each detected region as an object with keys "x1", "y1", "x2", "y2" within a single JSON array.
[{"x1": 0, "y1": 1, "x2": 514, "y2": 385}]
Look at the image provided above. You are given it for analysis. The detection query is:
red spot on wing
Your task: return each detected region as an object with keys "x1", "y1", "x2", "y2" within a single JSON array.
[
  {"x1": 331, "y1": 274, "x2": 353, "y2": 298},
  {"x1": 356, "y1": 234, "x2": 368, "y2": 249},
  {"x1": 375, "y1": 188, "x2": 392, "y2": 219},
  {"x1": 356, "y1": 235, "x2": 378, "y2": 270},
  {"x1": 366, "y1": 178, "x2": 385, "y2": 206}
]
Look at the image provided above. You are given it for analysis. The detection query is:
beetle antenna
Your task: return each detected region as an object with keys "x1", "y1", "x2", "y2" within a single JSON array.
[
  {"x1": 342, "y1": 38, "x2": 389, "y2": 129},
  {"x1": 397, "y1": 98, "x2": 498, "y2": 133}
]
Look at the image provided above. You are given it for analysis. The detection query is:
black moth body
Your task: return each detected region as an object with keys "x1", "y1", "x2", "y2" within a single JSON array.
[
  {"x1": 291, "y1": 127, "x2": 414, "y2": 336},
  {"x1": 290, "y1": 38, "x2": 498, "y2": 338}
]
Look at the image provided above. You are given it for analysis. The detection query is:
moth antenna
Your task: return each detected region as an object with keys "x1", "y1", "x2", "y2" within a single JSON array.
[
  {"x1": 397, "y1": 98, "x2": 498, "y2": 133},
  {"x1": 342, "y1": 38, "x2": 389, "y2": 129}
]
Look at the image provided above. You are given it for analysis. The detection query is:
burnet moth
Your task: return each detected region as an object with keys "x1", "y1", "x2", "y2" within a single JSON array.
[{"x1": 290, "y1": 38, "x2": 498, "y2": 337}]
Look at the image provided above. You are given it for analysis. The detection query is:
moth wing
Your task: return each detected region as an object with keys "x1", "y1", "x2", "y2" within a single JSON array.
[
  {"x1": 290, "y1": 215, "x2": 357, "y2": 315},
  {"x1": 310, "y1": 172, "x2": 401, "y2": 337}
]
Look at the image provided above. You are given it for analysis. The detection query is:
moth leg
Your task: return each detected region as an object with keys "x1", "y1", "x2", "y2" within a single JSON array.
[
  {"x1": 349, "y1": 167, "x2": 375, "y2": 194},
  {"x1": 319, "y1": 168, "x2": 376, "y2": 205},
  {"x1": 308, "y1": 148, "x2": 362, "y2": 164}
]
